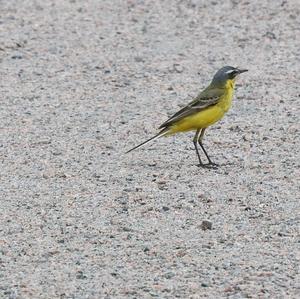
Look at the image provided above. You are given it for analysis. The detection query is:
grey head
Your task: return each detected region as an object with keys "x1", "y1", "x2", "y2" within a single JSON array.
[{"x1": 211, "y1": 66, "x2": 248, "y2": 87}]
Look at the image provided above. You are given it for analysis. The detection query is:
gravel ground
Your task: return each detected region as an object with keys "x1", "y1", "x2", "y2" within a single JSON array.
[{"x1": 0, "y1": 0, "x2": 299, "y2": 298}]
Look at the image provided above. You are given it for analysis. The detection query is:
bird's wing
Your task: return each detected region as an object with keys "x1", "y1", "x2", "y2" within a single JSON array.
[{"x1": 159, "y1": 88, "x2": 223, "y2": 129}]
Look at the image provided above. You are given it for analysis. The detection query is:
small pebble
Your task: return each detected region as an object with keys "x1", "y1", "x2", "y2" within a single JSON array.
[{"x1": 200, "y1": 220, "x2": 212, "y2": 230}]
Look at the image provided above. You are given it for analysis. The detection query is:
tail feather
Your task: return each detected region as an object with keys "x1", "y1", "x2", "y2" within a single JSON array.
[{"x1": 126, "y1": 128, "x2": 169, "y2": 153}]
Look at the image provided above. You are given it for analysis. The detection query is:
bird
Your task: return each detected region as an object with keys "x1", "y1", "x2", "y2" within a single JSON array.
[{"x1": 126, "y1": 66, "x2": 248, "y2": 168}]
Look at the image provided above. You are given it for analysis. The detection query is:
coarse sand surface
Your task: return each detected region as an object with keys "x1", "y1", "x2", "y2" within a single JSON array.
[{"x1": 0, "y1": 0, "x2": 299, "y2": 298}]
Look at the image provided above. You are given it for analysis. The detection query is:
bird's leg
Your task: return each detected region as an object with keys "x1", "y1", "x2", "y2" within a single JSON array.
[
  {"x1": 198, "y1": 128, "x2": 218, "y2": 167},
  {"x1": 193, "y1": 129, "x2": 203, "y2": 166}
]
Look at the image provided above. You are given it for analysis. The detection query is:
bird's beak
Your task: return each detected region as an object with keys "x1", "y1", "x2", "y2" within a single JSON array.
[{"x1": 237, "y1": 69, "x2": 248, "y2": 74}]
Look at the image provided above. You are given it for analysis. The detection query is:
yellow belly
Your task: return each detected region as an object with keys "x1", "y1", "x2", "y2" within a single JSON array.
[{"x1": 167, "y1": 88, "x2": 234, "y2": 134}]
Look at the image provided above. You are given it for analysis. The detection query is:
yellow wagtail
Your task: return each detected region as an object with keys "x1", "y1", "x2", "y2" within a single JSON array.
[{"x1": 126, "y1": 66, "x2": 248, "y2": 167}]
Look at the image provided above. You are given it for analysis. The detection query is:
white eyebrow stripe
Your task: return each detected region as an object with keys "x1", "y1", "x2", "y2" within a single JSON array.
[{"x1": 225, "y1": 69, "x2": 236, "y2": 74}]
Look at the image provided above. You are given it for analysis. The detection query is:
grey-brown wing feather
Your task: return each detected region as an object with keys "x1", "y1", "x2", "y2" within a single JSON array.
[{"x1": 159, "y1": 88, "x2": 223, "y2": 129}]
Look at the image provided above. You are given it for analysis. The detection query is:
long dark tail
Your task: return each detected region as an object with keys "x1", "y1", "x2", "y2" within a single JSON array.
[{"x1": 126, "y1": 128, "x2": 169, "y2": 153}]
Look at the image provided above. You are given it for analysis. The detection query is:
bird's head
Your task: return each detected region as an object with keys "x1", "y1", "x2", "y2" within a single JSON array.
[{"x1": 211, "y1": 66, "x2": 248, "y2": 88}]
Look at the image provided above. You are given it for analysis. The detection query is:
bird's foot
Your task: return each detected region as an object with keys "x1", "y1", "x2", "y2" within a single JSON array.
[
  {"x1": 207, "y1": 161, "x2": 219, "y2": 168},
  {"x1": 198, "y1": 162, "x2": 219, "y2": 169}
]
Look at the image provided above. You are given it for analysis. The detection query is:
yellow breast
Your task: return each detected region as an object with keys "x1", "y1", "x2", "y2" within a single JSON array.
[{"x1": 217, "y1": 79, "x2": 235, "y2": 113}]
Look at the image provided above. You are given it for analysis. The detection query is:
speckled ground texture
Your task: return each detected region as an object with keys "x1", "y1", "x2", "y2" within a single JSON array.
[{"x1": 0, "y1": 0, "x2": 299, "y2": 298}]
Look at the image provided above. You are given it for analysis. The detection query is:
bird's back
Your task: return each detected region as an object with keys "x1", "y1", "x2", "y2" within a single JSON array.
[
  {"x1": 159, "y1": 87, "x2": 223, "y2": 129},
  {"x1": 164, "y1": 83, "x2": 235, "y2": 134}
]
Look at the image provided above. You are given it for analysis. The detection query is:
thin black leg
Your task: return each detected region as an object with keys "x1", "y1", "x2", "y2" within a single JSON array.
[
  {"x1": 199, "y1": 142, "x2": 214, "y2": 164},
  {"x1": 193, "y1": 129, "x2": 203, "y2": 166},
  {"x1": 198, "y1": 128, "x2": 218, "y2": 167}
]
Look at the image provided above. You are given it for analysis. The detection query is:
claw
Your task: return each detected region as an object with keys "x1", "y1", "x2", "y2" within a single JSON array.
[
  {"x1": 208, "y1": 161, "x2": 219, "y2": 167},
  {"x1": 198, "y1": 162, "x2": 219, "y2": 169}
]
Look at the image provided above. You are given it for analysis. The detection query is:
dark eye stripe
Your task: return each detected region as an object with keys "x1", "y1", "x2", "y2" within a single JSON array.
[{"x1": 226, "y1": 69, "x2": 236, "y2": 74}]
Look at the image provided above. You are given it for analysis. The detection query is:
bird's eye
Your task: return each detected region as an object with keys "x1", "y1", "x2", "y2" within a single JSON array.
[
  {"x1": 226, "y1": 69, "x2": 238, "y2": 78},
  {"x1": 225, "y1": 69, "x2": 236, "y2": 74}
]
